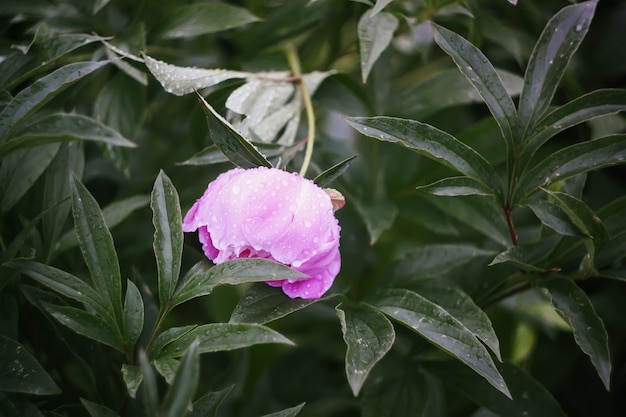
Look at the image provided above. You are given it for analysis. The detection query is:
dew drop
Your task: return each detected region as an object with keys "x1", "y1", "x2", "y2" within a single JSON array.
[{"x1": 232, "y1": 185, "x2": 241, "y2": 195}]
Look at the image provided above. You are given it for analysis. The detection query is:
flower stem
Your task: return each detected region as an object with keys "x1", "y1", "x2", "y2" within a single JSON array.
[{"x1": 285, "y1": 44, "x2": 316, "y2": 177}]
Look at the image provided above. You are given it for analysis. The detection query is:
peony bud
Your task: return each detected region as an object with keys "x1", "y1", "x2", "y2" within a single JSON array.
[{"x1": 182, "y1": 167, "x2": 341, "y2": 299}]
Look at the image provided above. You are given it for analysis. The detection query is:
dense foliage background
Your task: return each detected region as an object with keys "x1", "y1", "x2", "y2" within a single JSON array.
[{"x1": 1, "y1": 0, "x2": 626, "y2": 416}]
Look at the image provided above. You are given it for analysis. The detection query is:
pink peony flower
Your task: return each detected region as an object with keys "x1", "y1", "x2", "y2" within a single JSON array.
[{"x1": 182, "y1": 167, "x2": 341, "y2": 299}]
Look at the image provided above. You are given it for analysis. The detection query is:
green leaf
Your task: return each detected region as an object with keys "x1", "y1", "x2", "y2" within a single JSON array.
[
  {"x1": 416, "y1": 176, "x2": 494, "y2": 197},
  {"x1": 43, "y1": 141, "x2": 84, "y2": 259},
  {"x1": 0, "y1": 143, "x2": 60, "y2": 213},
  {"x1": 43, "y1": 303, "x2": 123, "y2": 352},
  {"x1": 259, "y1": 403, "x2": 306, "y2": 417},
  {"x1": 173, "y1": 258, "x2": 307, "y2": 308},
  {"x1": 344, "y1": 116, "x2": 503, "y2": 199},
  {"x1": 432, "y1": 23, "x2": 518, "y2": 152},
  {"x1": 515, "y1": 134, "x2": 626, "y2": 204},
  {"x1": 94, "y1": 72, "x2": 146, "y2": 139},
  {"x1": 353, "y1": 198, "x2": 398, "y2": 245},
  {"x1": 56, "y1": 195, "x2": 150, "y2": 254},
  {"x1": 5, "y1": 260, "x2": 109, "y2": 319},
  {"x1": 390, "y1": 244, "x2": 496, "y2": 281},
  {"x1": 151, "y1": 171, "x2": 183, "y2": 309},
  {"x1": 121, "y1": 364, "x2": 142, "y2": 398},
  {"x1": 0, "y1": 28, "x2": 108, "y2": 91},
  {"x1": 358, "y1": 10, "x2": 398, "y2": 82},
  {"x1": 489, "y1": 246, "x2": 554, "y2": 273},
  {"x1": 139, "y1": 350, "x2": 159, "y2": 417},
  {"x1": 313, "y1": 154, "x2": 358, "y2": 188},
  {"x1": 229, "y1": 283, "x2": 320, "y2": 324},
  {"x1": 390, "y1": 68, "x2": 523, "y2": 119},
  {"x1": 371, "y1": 0, "x2": 392, "y2": 15},
  {"x1": 0, "y1": 336, "x2": 60, "y2": 395},
  {"x1": 70, "y1": 174, "x2": 124, "y2": 328},
  {"x1": 123, "y1": 280, "x2": 144, "y2": 354},
  {"x1": 188, "y1": 386, "x2": 234, "y2": 417},
  {"x1": 367, "y1": 288, "x2": 510, "y2": 398},
  {"x1": 81, "y1": 399, "x2": 119, "y2": 417},
  {"x1": 196, "y1": 92, "x2": 272, "y2": 168},
  {"x1": 0, "y1": 114, "x2": 136, "y2": 160},
  {"x1": 0, "y1": 61, "x2": 109, "y2": 140},
  {"x1": 144, "y1": 55, "x2": 248, "y2": 96},
  {"x1": 518, "y1": 0, "x2": 598, "y2": 134},
  {"x1": 153, "y1": 357, "x2": 179, "y2": 385},
  {"x1": 160, "y1": 339, "x2": 200, "y2": 417},
  {"x1": 542, "y1": 189, "x2": 609, "y2": 242},
  {"x1": 523, "y1": 89, "x2": 626, "y2": 163},
  {"x1": 424, "y1": 361, "x2": 567, "y2": 417},
  {"x1": 149, "y1": 326, "x2": 195, "y2": 360},
  {"x1": 537, "y1": 276, "x2": 611, "y2": 390},
  {"x1": 360, "y1": 358, "x2": 430, "y2": 417},
  {"x1": 160, "y1": 3, "x2": 260, "y2": 39},
  {"x1": 526, "y1": 199, "x2": 584, "y2": 237},
  {"x1": 426, "y1": 195, "x2": 510, "y2": 247},
  {"x1": 157, "y1": 323, "x2": 294, "y2": 358},
  {"x1": 417, "y1": 285, "x2": 501, "y2": 360},
  {"x1": 336, "y1": 304, "x2": 395, "y2": 396}
]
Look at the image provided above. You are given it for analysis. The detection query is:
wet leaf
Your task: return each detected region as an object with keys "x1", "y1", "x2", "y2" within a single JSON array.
[
  {"x1": 0, "y1": 336, "x2": 60, "y2": 395},
  {"x1": 358, "y1": 10, "x2": 398, "y2": 82},
  {"x1": 160, "y1": 3, "x2": 260, "y2": 39}
]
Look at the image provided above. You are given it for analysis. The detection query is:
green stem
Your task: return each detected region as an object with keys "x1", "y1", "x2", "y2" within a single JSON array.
[
  {"x1": 285, "y1": 44, "x2": 316, "y2": 178},
  {"x1": 144, "y1": 301, "x2": 171, "y2": 355}
]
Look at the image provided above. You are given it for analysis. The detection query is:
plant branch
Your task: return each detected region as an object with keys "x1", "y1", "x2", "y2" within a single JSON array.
[{"x1": 285, "y1": 44, "x2": 316, "y2": 178}]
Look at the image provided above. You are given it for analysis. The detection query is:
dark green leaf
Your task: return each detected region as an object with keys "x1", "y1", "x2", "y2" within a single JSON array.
[
  {"x1": 260, "y1": 403, "x2": 306, "y2": 417},
  {"x1": 518, "y1": 0, "x2": 598, "y2": 134},
  {"x1": 81, "y1": 399, "x2": 119, "y2": 417},
  {"x1": 424, "y1": 361, "x2": 567, "y2": 417},
  {"x1": 523, "y1": 89, "x2": 626, "y2": 162},
  {"x1": 139, "y1": 350, "x2": 159, "y2": 417},
  {"x1": 229, "y1": 283, "x2": 320, "y2": 324},
  {"x1": 160, "y1": 339, "x2": 200, "y2": 417},
  {"x1": 426, "y1": 195, "x2": 510, "y2": 247},
  {"x1": 70, "y1": 174, "x2": 123, "y2": 328},
  {"x1": 153, "y1": 357, "x2": 179, "y2": 385},
  {"x1": 0, "y1": 113, "x2": 136, "y2": 160},
  {"x1": 344, "y1": 116, "x2": 503, "y2": 199},
  {"x1": 353, "y1": 198, "x2": 398, "y2": 245},
  {"x1": 157, "y1": 324, "x2": 294, "y2": 358},
  {"x1": 43, "y1": 303, "x2": 123, "y2": 352},
  {"x1": 417, "y1": 285, "x2": 501, "y2": 360},
  {"x1": 152, "y1": 171, "x2": 183, "y2": 309},
  {"x1": 489, "y1": 246, "x2": 553, "y2": 273},
  {"x1": 5, "y1": 260, "x2": 109, "y2": 319},
  {"x1": 537, "y1": 276, "x2": 611, "y2": 390},
  {"x1": 123, "y1": 280, "x2": 144, "y2": 353},
  {"x1": 358, "y1": 10, "x2": 398, "y2": 82},
  {"x1": 390, "y1": 244, "x2": 496, "y2": 281},
  {"x1": 367, "y1": 288, "x2": 510, "y2": 398},
  {"x1": 56, "y1": 195, "x2": 150, "y2": 253},
  {"x1": 94, "y1": 73, "x2": 146, "y2": 139},
  {"x1": 595, "y1": 231, "x2": 626, "y2": 269},
  {"x1": 361, "y1": 358, "x2": 430, "y2": 417},
  {"x1": 313, "y1": 154, "x2": 358, "y2": 188},
  {"x1": 0, "y1": 143, "x2": 60, "y2": 213},
  {"x1": 173, "y1": 258, "x2": 307, "y2": 308},
  {"x1": 336, "y1": 304, "x2": 395, "y2": 396},
  {"x1": 196, "y1": 92, "x2": 272, "y2": 168},
  {"x1": 149, "y1": 326, "x2": 195, "y2": 360},
  {"x1": 416, "y1": 176, "x2": 494, "y2": 197},
  {"x1": 160, "y1": 3, "x2": 260, "y2": 39},
  {"x1": 432, "y1": 23, "x2": 518, "y2": 152},
  {"x1": 391, "y1": 69, "x2": 523, "y2": 119},
  {"x1": 0, "y1": 28, "x2": 108, "y2": 91},
  {"x1": 43, "y1": 141, "x2": 84, "y2": 260},
  {"x1": 0, "y1": 61, "x2": 109, "y2": 140},
  {"x1": 0, "y1": 336, "x2": 60, "y2": 395},
  {"x1": 526, "y1": 199, "x2": 584, "y2": 237},
  {"x1": 515, "y1": 134, "x2": 626, "y2": 204},
  {"x1": 188, "y1": 386, "x2": 233, "y2": 417}
]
